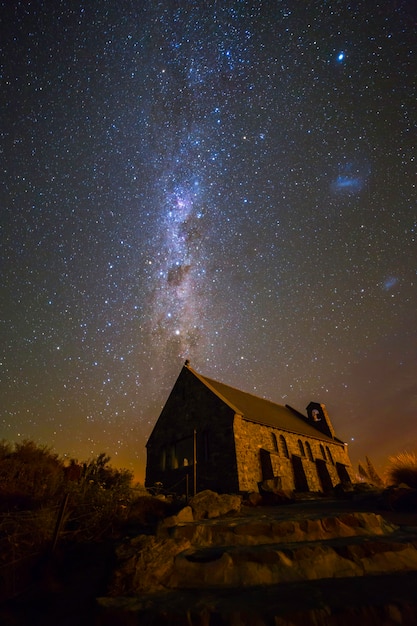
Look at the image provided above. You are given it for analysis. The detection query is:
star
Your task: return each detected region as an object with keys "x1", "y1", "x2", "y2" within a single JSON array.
[{"x1": 0, "y1": 1, "x2": 415, "y2": 482}]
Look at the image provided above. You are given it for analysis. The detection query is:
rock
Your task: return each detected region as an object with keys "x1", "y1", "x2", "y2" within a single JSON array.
[
  {"x1": 101, "y1": 502, "x2": 417, "y2": 624},
  {"x1": 259, "y1": 477, "x2": 282, "y2": 491},
  {"x1": 157, "y1": 506, "x2": 194, "y2": 532},
  {"x1": 127, "y1": 495, "x2": 171, "y2": 526},
  {"x1": 175, "y1": 505, "x2": 195, "y2": 522},
  {"x1": 382, "y1": 487, "x2": 417, "y2": 512},
  {"x1": 244, "y1": 492, "x2": 263, "y2": 507},
  {"x1": 333, "y1": 481, "x2": 354, "y2": 498},
  {"x1": 108, "y1": 535, "x2": 191, "y2": 595},
  {"x1": 189, "y1": 490, "x2": 242, "y2": 520},
  {"x1": 351, "y1": 482, "x2": 383, "y2": 500},
  {"x1": 257, "y1": 480, "x2": 295, "y2": 506},
  {"x1": 97, "y1": 576, "x2": 417, "y2": 626},
  {"x1": 261, "y1": 489, "x2": 295, "y2": 506}
]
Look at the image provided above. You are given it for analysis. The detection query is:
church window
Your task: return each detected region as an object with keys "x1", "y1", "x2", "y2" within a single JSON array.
[
  {"x1": 298, "y1": 439, "x2": 305, "y2": 457},
  {"x1": 326, "y1": 447, "x2": 334, "y2": 465},
  {"x1": 312, "y1": 409, "x2": 321, "y2": 421},
  {"x1": 305, "y1": 441, "x2": 314, "y2": 461},
  {"x1": 271, "y1": 432, "x2": 279, "y2": 453},
  {"x1": 280, "y1": 435, "x2": 289, "y2": 458}
]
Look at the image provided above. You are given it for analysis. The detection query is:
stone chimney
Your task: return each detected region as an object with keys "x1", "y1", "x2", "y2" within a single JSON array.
[{"x1": 306, "y1": 402, "x2": 335, "y2": 439}]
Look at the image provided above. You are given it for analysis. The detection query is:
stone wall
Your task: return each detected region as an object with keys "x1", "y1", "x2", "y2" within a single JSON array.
[
  {"x1": 146, "y1": 367, "x2": 240, "y2": 494},
  {"x1": 233, "y1": 415, "x2": 353, "y2": 493}
]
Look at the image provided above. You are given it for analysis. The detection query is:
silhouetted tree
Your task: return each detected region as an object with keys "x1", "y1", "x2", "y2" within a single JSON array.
[
  {"x1": 365, "y1": 456, "x2": 384, "y2": 486},
  {"x1": 357, "y1": 462, "x2": 369, "y2": 481}
]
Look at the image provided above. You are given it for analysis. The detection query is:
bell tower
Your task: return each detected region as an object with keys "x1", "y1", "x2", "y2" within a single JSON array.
[{"x1": 306, "y1": 402, "x2": 335, "y2": 439}]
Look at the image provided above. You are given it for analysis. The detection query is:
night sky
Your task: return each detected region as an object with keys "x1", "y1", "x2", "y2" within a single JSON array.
[{"x1": 1, "y1": 1, "x2": 416, "y2": 481}]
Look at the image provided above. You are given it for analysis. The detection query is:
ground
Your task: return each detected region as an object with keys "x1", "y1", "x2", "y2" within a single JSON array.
[{"x1": 1, "y1": 494, "x2": 417, "y2": 625}]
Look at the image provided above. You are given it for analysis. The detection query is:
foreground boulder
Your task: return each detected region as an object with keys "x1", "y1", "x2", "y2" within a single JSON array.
[
  {"x1": 107, "y1": 506, "x2": 417, "y2": 595},
  {"x1": 188, "y1": 490, "x2": 242, "y2": 520},
  {"x1": 99, "y1": 499, "x2": 417, "y2": 625},
  {"x1": 108, "y1": 535, "x2": 191, "y2": 595},
  {"x1": 381, "y1": 486, "x2": 417, "y2": 512}
]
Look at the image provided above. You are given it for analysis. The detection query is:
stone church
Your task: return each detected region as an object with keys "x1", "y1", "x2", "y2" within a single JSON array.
[{"x1": 145, "y1": 362, "x2": 354, "y2": 495}]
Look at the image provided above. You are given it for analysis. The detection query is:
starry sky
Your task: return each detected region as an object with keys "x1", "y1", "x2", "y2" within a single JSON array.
[{"x1": 1, "y1": 1, "x2": 416, "y2": 481}]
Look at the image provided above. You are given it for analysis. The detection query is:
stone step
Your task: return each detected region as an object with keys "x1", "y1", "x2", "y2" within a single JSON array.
[
  {"x1": 168, "y1": 533, "x2": 417, "y2": 588},
  {"x1": 97, "y1": 570, "x2": 417, "y2": 626},
  {"x1": 108, "y1": 512, "x2": 417, "y2": 597},
  {"x1": 161, "y1": 510, "x2": 399, "y2": 547}
]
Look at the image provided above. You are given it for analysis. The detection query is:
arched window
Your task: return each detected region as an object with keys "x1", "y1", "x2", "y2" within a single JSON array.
[
  {"x1": 305, "y1": 441, "x2": 314, "y2": 461},
  {"x1": 326, "y1": 447, "x2": 334, "y2": 465},
  {"x1": 271, "y1": 432, "x2": 279, "y2": 453},
  {"x1": 298, "y1": 439, "x2": 305, "y2": 457},
  {"x1": 320, "y1": 444, "x2": 326, "y2": 460},
  {"x1": 312, "y1": 408, "x2": 321, "y2": 421},
  {"x1": 280, "y1": 435, "x2": 289, "y2": 458}
]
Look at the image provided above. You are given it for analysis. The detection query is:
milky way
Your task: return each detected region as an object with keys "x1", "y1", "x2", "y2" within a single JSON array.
[{"x1": 1, "y1": 2, "x2": 416, "y2": 478}]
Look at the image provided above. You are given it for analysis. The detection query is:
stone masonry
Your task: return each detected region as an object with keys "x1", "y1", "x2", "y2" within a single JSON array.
[{"x1": 233, "y1": 414, "x2": 353, "y2": 493}]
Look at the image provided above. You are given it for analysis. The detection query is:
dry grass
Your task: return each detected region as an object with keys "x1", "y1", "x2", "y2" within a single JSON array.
[
  {"x1": 385, "y1": 452, "x2": 417, "y2": 489},
  {"x1": 0, "y1": 440, "x2": 138, "y2": 600}
]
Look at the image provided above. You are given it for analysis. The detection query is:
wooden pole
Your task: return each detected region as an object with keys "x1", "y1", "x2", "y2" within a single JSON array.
[
  {"x1": 51, "y1": 492, "x2": 69, "y2": 553},
  {"x1": 193, "y1": 429, "x2": 197, "y2": 496}
]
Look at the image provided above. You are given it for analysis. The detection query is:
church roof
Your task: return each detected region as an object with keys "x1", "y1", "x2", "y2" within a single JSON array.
[{"x1": 189, "y1": 365, "x2": 339, "y2": 444}]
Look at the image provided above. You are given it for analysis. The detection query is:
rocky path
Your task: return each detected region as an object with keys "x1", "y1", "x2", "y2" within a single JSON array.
[{"x1": 96, "y1": 499, "x2": 417, "y2": 625}]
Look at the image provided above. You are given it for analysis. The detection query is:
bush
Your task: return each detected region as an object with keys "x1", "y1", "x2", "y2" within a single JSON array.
[
  {"x1": 60, "y1": 453, "x2": 134, "y2": 540},
  {"x1": 0, "y1": 439, "x2": 65, "y2": 508},
  {"x1": 0, "y1": 440, "x2": 137, "y2": 600},
  {"x1": 0, "y1": 440, "x2": 135, "y2": 540},
  {"x1": 386, "y1": 452, "x2": 417, "y2": 489},
  {"x1": 126, "y1": 495, "x2": 172, "y2": 526}
]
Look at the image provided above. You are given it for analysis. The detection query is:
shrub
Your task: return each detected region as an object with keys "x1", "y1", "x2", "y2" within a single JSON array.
[
  {"x1": 0, "y1": 441, "x2": 135, "y2": 540},
  {"x1": 126, "y1": 495, "x2": 171, "y2": 526},
  {"x1": 386, "y1": 452, "x2": 417, "y2": 489},
  {"x1": 61, "y1": 453, "x2": 134, "y2": 540},
  {"x1": 0, "y1": 441, "x2": 136, "y2": 601},
  {"x1": 0, "y1": 440, "x2": 65, "y2": 508}
]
